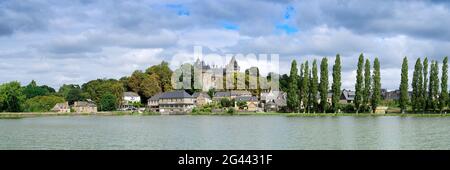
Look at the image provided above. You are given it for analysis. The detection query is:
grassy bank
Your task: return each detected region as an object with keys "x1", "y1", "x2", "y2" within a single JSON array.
[{"x1": 286, "y1": 113, "x2": 450, "y2": 117}]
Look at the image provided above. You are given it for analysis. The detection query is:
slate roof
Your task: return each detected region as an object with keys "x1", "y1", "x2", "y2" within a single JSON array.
[
  {"x1": 74, "y1": 101, "x2": 96, "y2": 107},
  {"x1": 159, "y1": 90, "x2": 193, "y2": 99},
  {"x1": 192, "y1": 92, "x2": 210, "y2": 99},
  {"x1": 235, "y1": 96, "x2": 258, "y2": 102},
  {"x1": 149, "y1": 93, "x2": 162, "y2": 101},
  {"x1": 123, "y1": 92, "x2": 140, "y2": 97},
  {"x1": 341, "y1": 89, "x2": 355, "y2": 100},
  {"x1": 214, "y1": 91, "x2": 231, "y2": 98}
]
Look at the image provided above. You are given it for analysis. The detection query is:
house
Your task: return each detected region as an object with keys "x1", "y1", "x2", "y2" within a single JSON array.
[
  {"x1": 147, "y1": 93, "x2": 162, "y2": 112},
  {"x1": 235, "y1": 96, "x2": 259, "y2": 111},
  {"x1": 261, "y1": 90, "x2": 287, "y2": 112},
  {"x1": 51, "y1": 102, "x2": 70, "y2": 113},
  {"x1": 340, "y1": 89, "x2": 355, "y2": 104},
  {"x1": 158, "y1": 90, "x2": 195, "y2": 114},
  {"x1": 382, "y1": 89, "x2": 413, "y2": 100},
  {"x1": 213, "y1": 91, "x2": 231, "y2": 101},
  {"x1": 192, "y1": 92, "x2": 212, "y2": 106},
  {"x1": 230, "y1": 90, "x2": 252, "y2": 98},
  {"x1": 72, "y1": 101, "x2": 97, "y2": 113},
  {"x1": 122, "y1": 92, "x2": 141, "y2": 108}
]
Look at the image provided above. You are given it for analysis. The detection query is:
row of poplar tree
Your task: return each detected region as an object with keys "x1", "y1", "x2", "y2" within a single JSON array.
[
  {"x1": 398, "y1": 56, "x2": 449, "y2": 113},
  {"x1": 286, "y1": 54, "x2": 382, "y2": 113}
]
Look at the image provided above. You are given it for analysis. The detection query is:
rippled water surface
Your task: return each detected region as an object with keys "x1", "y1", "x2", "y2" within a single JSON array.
[{"x1": 0, "y1": 115, "x2": 449, "y2": 149}]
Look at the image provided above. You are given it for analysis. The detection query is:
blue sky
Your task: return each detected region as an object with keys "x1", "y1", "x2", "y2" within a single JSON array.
[{"x1": 1, "y1": 0, "x2": 450, "y2": 90}]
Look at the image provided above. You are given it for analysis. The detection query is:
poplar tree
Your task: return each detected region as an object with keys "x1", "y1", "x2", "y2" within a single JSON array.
[
  {"x1": 309, "y1": 59, "x2": 319, "y2": 113},
  {"x1": 287, "y1": 60, "x2": 299, "y2": 112},
  {"x1": 440, "y1": 56, "x2": 448, "y2": 113},
  {"x1": 302, "y1": 61, "x2": 310, "y2": 113},
  {"x1": 363, "y1": 58, "x2": 371, "y2": 112},
  {"x1": 319, "y1": 57, "x2": 329, "y2": 113},
  {"x1": 399, "y1": 57, "x2": 409, "y2": 113},
  {"x1": 411, "y1": 58, "x2": 423, "y2": 113},
  {"x1": 371, "y1": 57, "x2": 381, "y2": 113},
  {"x1": 429, "y1": 61, "x2": 439, "y2": 112},
  {"x1": 331, "y1": 54, "x2": 341, "y2": 113},
  {"x1": 423, "y1": 57, "x2": 428, "y2": 111},
  {"x1": 354, "y1": 54, "x2": 364, "y2": 114},
  {"x1": 298, "y1": 63, "x2": 305, "y2": 110}
]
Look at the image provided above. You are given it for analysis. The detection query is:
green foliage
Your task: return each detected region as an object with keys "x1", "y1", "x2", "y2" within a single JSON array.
[
  {"x1": 423, "y1": 57, "x2": 429, "y2": 111},
  {"x1": 354, "y1": 54, "x2": 364, "y2": 113},
  {"x1": 287, "y1": 60, "x2": 299, "y2": 112},
  {"x1": 428, "y1": 61, "x2": 439, "y2": 112},
  {"x1": 236, "y1": 101, "x2": 247, "y2": 110},
  {"x1": 279, "y1": 74, "x2": 289, "y2": 92},
  {"x1": 399, "y1": 57, "x2": 409, "y2": 113},
  {"x1": 309, "y1": 60, "x2": 319, "y2": 113},
  {"x1": 411, "y1": 58, "x2": 424, "y2": 113},
  {"x1": 66, "y1": 88, "x2": 84, "y2": 105},
  {"x1": 146, "y1": 61, "x2": 173, "y2": 92},
  {"x1": 301, "y1": 61, "x2": 310, "y2": 112},
  {"x1": 82, "y1": 79, "x2": 124, "y2": 106},
  {"x1": 363, "y1": 58, "x2": 371, "y2": 112},
  {"x1": 227, "y1": 108, "x2": 236, "y2": 114},
  {"x1": 331, "y1": 54, "x2": 341, "y2": 113},
  {"x1": 220, "y1": 98, "x2": 235, "y2": 108},
  {"x1": 140, "y1": 74, "x2": 162, "y2": 99},
  {"x1": 22, "y1": 80, "x2": 52, "y2": 99},
  {"x1": 0, "y1": 81, "x2": 26, "y2": 112},
  {"x1": 319, "y1": 57, "x2": 329, "y2": 113},
  {"x1": 99, "y1": 93, "x2": 117, "y2": 111},
  {"x1": 24, "y1": 95, "x2": 65, "y2": 112},
  {"x1": 371, "y1": 58, "x2": 382, "y2": 112},
  {"x1": 207, "y1": 88, "x2": 216, "y2": 99},
  {"x1": 440, "y1": 56, "x2": 448, "y2": 112}
]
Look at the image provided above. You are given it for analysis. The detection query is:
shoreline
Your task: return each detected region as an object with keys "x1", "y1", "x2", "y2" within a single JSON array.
[{"x1": 1, "y1": 111, "x2": 450, "y2": 119}]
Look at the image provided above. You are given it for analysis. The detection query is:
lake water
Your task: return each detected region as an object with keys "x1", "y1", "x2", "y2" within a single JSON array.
[{"x1": 0, "y1": 115, "x2": 449, "y2": 150}]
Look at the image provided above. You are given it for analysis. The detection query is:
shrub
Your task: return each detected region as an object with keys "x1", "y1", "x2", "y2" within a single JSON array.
[
  {"x1": 24, "y1": 95, "x2": 65, "y2": 112},
  {"x1": 99, "y1": 93, "x2": 117, "y2": 111}
]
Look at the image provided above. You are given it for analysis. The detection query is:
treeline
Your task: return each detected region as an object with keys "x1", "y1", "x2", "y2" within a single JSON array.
[
  {"x1": 0, "y1": 61, "x2": 174, "y2": 112},
  {"x1": 399, "y1": 56, "x2": 449, "y2": 113},
  {"x1": 286, "y1": 54, "x2": 382, "y2": 113}
]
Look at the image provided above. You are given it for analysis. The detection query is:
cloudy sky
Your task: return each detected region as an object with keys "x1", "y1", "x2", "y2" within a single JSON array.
[{"x1": 1, "y1": 0, "x2": 450, "y2": 90}]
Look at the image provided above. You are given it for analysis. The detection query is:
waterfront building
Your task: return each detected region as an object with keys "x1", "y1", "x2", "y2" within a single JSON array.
[
  {"x1": 72, "y1": 101, "x2": 97, "y2": 113},
  {"x1": 51, "y1": 102, "x2": 70, "y2": 113},
  {"x1": 192, "y1": 92, "x2": 212, "y2": 106},
  {"x1": 157, "y1": 90, "x2": 195, "y2": 114},
  {"x1": 121, "y1": 92, "x2": 141, "y2": 109}
]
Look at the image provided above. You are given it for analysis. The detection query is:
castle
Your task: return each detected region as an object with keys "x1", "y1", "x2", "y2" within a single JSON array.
[{"x1": 193, "y1": 56, "x2": 241, "y2": 92}]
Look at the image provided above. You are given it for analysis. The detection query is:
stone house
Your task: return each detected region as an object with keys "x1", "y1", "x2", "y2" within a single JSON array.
[
  {"x1": 192, "y1": 92, "x2": 212, "y2": 106},
  {"x1": 51, "y1": 102, "x2": 70, "y2": 113},
  {"x1": 235, "y1": 96, "x2": 259, "y2": 112},
  {"x1": 261, "y1": 90, "x2": 287, "y2": 112},
  {"x1": 72, "y1": 101, "x2": 97, "y2": 113},
  {"x1": 147, "y1": 93, "x2": 162, "y2": 112}
]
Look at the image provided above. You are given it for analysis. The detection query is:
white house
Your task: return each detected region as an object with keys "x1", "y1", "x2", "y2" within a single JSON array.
[{"x1": 122, "y1": 92, "x2": 141, "y2": 108}]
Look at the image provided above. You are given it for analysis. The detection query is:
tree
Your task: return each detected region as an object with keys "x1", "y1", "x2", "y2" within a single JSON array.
[
  {"x1": 301, "y1": 61, "x2": 310, "y2": 113},
  {"x1": 428, "y1": 61, "x2": 439, "y2": 112},
  {"x1": 128, "y1": 70, "x2": 146, "y2": 93},
  {"x1": 411, "y1": 58, "x2": 423, "y2": 113},
  {"x1": 99, "y1": 93, "x2": 117, "y2": 111},
  {"x1": 309, "y1": 59, "x2": 319, "y2": 113},
  {"x1": 82, "y1": 79, "x2": 124, "y2": 105},
  {"x1": 23, "y1": 95, "x2": 65, "y2": 112},
  {"x1": 319, "y1": 57, "x2": 329, "y2": 113},
  {"x1": 354, "y1": 54, "x2": 364, "y2": 113},
  {"x1": 440, "y1": 56, "x2": 448, "y2": 113},
  {"x1": 146, "y1": 61, "x2": 173, "y2": 92},
  {"x1": 399, "y1": 57, "x2": 409, "y2": 113},
  {"x1": 371, "y1": 58, "x2": 381, "y2": 113},
  {"x1": 423, "y1": 57, "x2": 428, "y2": 111},
  {"x1": 287, "y1": 60, "x2": 299, "y2": 112},
  {"x1": 279, "y1": 74, "x2": 289, "y2": 92},
  {"x1": 207, "y1": 88, "x2": 216, "y2": 99},
  {"x1": 22, "y1": 80, "x2": 51, "y2": 99},
  {"x1": 140, "y1": 74, "x2": 162, "y2": 99},
  {"x1": 363, "y1": 58, "x2": 371, "y2": 112},
  {"x1": 0, "y1": 81, "x2": 25, "y2": 112},
  {"x1": 331, "y1": 54, "x2": 341, "y2": 113},
  {"x1": 66, "y1": 88, "x2": 84, "y2": 105}
]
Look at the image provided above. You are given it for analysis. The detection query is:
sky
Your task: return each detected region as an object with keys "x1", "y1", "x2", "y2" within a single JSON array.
[{"x1": 1, "y1": 0, "x2": 450, "y2": 90}]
